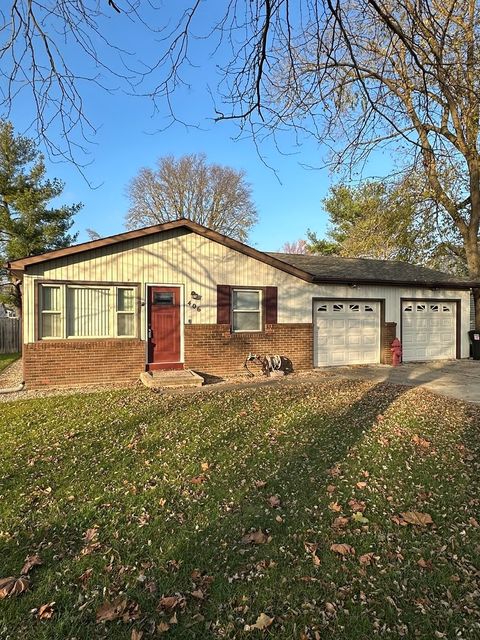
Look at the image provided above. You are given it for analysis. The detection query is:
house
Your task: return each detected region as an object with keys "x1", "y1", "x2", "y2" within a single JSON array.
[{"x1": 7, "y1": 218, "x2": 477, "y2": 390}]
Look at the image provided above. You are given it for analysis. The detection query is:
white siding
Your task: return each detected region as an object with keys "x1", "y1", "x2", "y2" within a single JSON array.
[{"x1": 22, "y1": 228, "x2": 472, "y2": 358}]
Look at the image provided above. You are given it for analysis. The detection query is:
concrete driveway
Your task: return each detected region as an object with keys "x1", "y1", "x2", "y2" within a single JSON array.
[{"x1": 326, "y1": 359, "x2": 480, "y2": 404}]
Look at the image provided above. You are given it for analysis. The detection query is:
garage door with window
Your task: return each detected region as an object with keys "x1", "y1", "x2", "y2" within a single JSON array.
[
  {"x1": 402, "y1": 301, "x2": 457, "y2": 362},
  {"x1": 314, "y1": 301, "x2": 381, "y2": 366}
]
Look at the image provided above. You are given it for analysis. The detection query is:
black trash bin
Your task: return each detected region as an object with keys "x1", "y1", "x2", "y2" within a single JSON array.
[{"x1": 468, "y1": 330, "x2": 480, "y2": 360}]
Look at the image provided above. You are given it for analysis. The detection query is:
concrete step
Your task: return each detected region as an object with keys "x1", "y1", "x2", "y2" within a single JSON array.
[{"x1": 140, "y1": 369, "x2": 204, "y2": 390}]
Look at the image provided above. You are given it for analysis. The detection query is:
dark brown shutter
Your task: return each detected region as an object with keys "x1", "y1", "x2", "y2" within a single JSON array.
[
  {"x1": 217, "y1": 285, "x2": 231, "y2": 325},
  {"x1": 265, "y1": 286, "x2": 278, "y2": 324}
]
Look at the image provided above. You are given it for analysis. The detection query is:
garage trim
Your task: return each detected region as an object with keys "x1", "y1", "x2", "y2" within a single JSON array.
[
  {"x1": 400, "y1": 297, "x2": 462, "y2": 360},
  {"x1": 312, "y1": 297, "x2": 386, "y2": 365}
]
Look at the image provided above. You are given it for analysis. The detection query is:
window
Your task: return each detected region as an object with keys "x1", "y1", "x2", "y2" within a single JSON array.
[
  {"x1": 41, "y1": 286, "x2": 62, "y2": 338},
  {"x1": 404, "y1": 304, "x2": 413, "y2": 312},
  {"x1": 39, "y1": 283, "x2": 137, "y2": 339},
  {"x1": 317, "y1": 304, "x2": 328, "y2": 312},
  {"x1": 430, "y1": 304, "x2": 439, "y2": 312},
  {"x1": 333, "y1": 303, "x2": 344, "y2": 312},
  {"x1": 416, "y1": 304, "x2": 426, "y2": 312},
  {"x1": 364, "y1": 304, "x2": 374, "y2": 312},
  {"x1": 117, "y1": 287, "x2": 136, "y2": 336},
  {"x1": 232, "y1": 289, "x2": 262, "y2": 332},
  {"x1": 349, "y1": 304, "x2": 360, "y2": 312}
]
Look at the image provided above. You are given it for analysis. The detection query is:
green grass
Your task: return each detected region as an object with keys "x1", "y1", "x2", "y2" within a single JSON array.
[
  {"x1": 0, "y1": 352, "x2": 20, "y2": 373},
  {"x1": 1, "y1": 379, "x2": 479, "y2": 639}
]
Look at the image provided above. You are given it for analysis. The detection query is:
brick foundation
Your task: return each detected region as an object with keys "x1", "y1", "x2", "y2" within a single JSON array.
[
  {"x1": 382, "y1": 322, "x2": 397, "y2": 365},
  {"x1": 184, "y1": 323, "x2": 314, "y2": 375},
  {"x1": 23, "y1": 339, "x2": 145, "y2": 389}
]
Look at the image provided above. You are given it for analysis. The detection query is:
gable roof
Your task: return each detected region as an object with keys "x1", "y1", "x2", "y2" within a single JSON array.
[
  {"x1": 268, "y1": 253, "x2": 475, "y2": 289},
  {"x1": 6, "y1": 218, "x2": 476, "y2": 289}
]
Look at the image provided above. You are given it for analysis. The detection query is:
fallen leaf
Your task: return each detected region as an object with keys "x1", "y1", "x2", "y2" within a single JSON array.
[
  {"x1": 254, "y1": 480, "x2": 267, "y2": 488},
  {"x1": 38, "y1": 602, "x2": 55, "y2": 620},
  {"x1": 399, "y1": 511, "x2": 434, "y2": 527},
  {"x1": 469, "y1": 517, "x2": 479, "y2": 528},
  {"x1": 78, "y1": 568, "x2": 93, "y2": 587},
  {"x1": 328, "y1": 501, "x2": 342, "y2": 512},
  {"x1": 157, "y1": 622, "x2": 170, "y2": 633},
  {"x1": 332, "y1": 516, "x2": 349, "y2": 528},
  {"x1": 200, "y1": 462, "x2": 210, "y2": 471},
  {"x1": 96, "y1": 597, "x2": 128, "y2": 623},
  {"x1": 356, "y1": 481, "x2": 367, "y2": 490},
  {"x1": 268, "y1": 495, "x2": 281, "y2": 508},
  {"x1": 330, "y1": 543, "x2": 355, "y2": 556},
  {"x1": 158, "y1": 594, "x2": 186, "y2": 611},
  {"x1": 190, "y1": 475, "x2": 206, "y2": 485},
  {"x1": 312, "y1": 553, "x2": 321, "y2": 566},
  {"x1": 241, "y1": 530, "x2": 268, "y2": 545},
  {"x1": 348, "y1": 499, "x2": 366, "y2": 512},
  {"x1": 131, "y1": 630, "x2": 143, "y2": 640},
  {"x1": 0, "y1": 576, "x2": 29, "y2": 599},
  {"x1": 418, "y1": 558, "x2": 433, "y2": 570},
  {"x1": 326, "y1": 484, "x2": 336, "y2": 493},
  {"x1": 359, "y1": 552, "x2": 375, "y2": 566},
  {"x1": 351, "y1": 512, "x2": 369, "y2": 524},
  {"x1": 84, "y1": 527, "x2": 98, "y2": 543},
  {"x1": 250, "y1": 613, "x2": 274, "y2": 630},
  {"x1": 304, "y1": 542, "x2": 318, "y2": 554},
  {"x1": 190, "y1": 589, "x2": 204, "y2": 600},
  {"x1": 412, "y1": 435, "x2": 431, "y2": 449},
  {"x1": 20, "y1": 555, "x2": 42, "y2": 575}
]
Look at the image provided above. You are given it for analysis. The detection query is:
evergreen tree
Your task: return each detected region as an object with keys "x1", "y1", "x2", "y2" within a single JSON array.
[{"x1": 0, "y1": 121, "x2": 81, "y2": 313}]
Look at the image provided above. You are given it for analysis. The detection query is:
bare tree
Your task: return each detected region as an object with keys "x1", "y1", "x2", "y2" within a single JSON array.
[
  {"x1": 125, "y1": 153, "x2": 257, "y2": 242},
  {"x1": 281, "y1": 239, "x2": 309, "y2": 254}
]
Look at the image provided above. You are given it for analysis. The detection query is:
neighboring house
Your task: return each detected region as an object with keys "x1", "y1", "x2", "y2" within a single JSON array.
[
  {"x1": 0, "y1": 303, "x2": 16, "y2": 318},
  {"x1": 7, "y1": 218, "x2": 477, "y2": 390}
]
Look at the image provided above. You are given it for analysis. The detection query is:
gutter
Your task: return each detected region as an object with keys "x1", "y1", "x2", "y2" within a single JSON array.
[{"x1": 0, "y1": 382, "x2": 25, "y2": 394}]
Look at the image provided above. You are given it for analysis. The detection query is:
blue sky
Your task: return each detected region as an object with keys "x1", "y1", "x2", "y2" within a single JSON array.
[{"x1": 10, "y1": 3, "x2": 390, "y2": 252}]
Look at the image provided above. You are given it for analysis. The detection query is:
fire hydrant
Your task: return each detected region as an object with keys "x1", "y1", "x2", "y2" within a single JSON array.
[{"x1": 391, "y1": 338, "x2": 402, "y2": 367}]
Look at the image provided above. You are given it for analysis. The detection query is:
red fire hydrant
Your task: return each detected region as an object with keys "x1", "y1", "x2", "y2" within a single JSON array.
[{"x1": 391, "y1": 338, "x2": 402, "y2": 367}]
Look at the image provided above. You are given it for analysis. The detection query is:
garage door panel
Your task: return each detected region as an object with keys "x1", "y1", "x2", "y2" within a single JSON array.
[
  {"x1": 315, "y1": 300, "x2": 381, "y2": 367},
  {"x1": 402, "y1": 300, "x2": 456, "y2": 362}
]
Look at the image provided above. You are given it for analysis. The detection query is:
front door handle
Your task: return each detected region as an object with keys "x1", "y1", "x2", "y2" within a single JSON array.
[{"x1": 148, "y1": 327, "x2": 153, "y2": 339}]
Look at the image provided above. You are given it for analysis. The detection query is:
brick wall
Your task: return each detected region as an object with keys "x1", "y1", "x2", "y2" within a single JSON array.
[
  {"x1": 382, "y1": 322, "x2": 397, "y2": 365},
  {"x1": 184, "y1": 323, "x2": 313, "y2": 375},
  {"x1": 23, "y1": 339, "x2": 145, "y2": 389}
]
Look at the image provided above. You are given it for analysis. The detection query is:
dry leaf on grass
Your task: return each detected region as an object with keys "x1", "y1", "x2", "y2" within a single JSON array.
[
  {"x1": 356, "y1": 481, "x2": 367, "y2": 490},
  {"x1": 399, "y1": 511, "x2": 434, "y2": 527},
  {"x1": 200, "y1": 461, "x2": 210, "y2": 471},
  {"x1": 247, "y1": 613, "x2": 274, "y2": 631},
  {"x1": 326, "y1": 484, "x2": 336, "y2": 493},
  {"x1": 38, "y1": 602, "x2": 55, "y2": 620},
  {"x1": 254, "y1": 480, "x2": 267, "y2": 488},
  {"x1": 20, "y1": 555, "x2": 42, "y2": 575},
  {"x1": 0, "y1": 576, "x2": 29, "y2": 599},
  {"x1": 330, "y1": 543, "x2": 355, "y2": 556},
  {"x1": 157, "y1": 622, "x2": 170, "y2": 633},
  {"x1": 190, "y1": 589, "x2": 204, "y2": 600},
  {"x1": 412, "y1": 435, "x2": 431, "y2": 449},
  {"x1": 332, "y1": 516, "x2": 350, "y2": 529},
  {"x1": 157, "y1": 594, "x2": 186, "y2": 611},
  {"x1": 348, "y1": 499, "x2": 366, "y2": 512},
  {"x1": 241, "y1": 530, "x2": 268, "y2": 545},
  {"x1": 131, "y1": 629, "x2": 143, "y2": 640},
  {"x1": 96, "y1": 597, "x2": 139, "y2": 623},
  {"x1": 328, "y1": 501, "x2": 342, "y2": 512},
  {"x1": 190, "y1": 475, "x2": 206, "y2": 485},
  {"x1": 312, "y1": 553, "x2": 321, "y2": 566},
  {"x1": 359, "y1": 552, "x2": 375, "y2": 566},
  {"x1": 418, "y1": 558, "x2": 433, "y2": 570},
  {"x1": 268, "y1": 495, "x2": 281, "y2": 508},
  {"x1": 83, "y1": 527, "x2": 98, "y2": 543}
]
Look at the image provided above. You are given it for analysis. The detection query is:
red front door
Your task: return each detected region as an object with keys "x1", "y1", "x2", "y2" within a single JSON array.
[{"x1": 147, "y1": 287, "x2": 182, "y2": 369}]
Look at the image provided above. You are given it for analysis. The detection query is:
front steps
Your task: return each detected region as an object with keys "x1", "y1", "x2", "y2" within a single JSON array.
[{"x1": 140, "y1": 369, "x2": 204, "y2": 390}]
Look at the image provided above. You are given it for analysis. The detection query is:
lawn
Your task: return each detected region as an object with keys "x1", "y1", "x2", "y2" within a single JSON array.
[
  {"x1": 0, "y1": 353, "x2": 20, "y2": 373},
  {"x1": 0, "y1": 379, "x2": 479, "y2": 640}
]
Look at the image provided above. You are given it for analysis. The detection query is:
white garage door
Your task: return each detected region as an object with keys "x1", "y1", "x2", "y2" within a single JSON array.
[
  {"x1": 402, "y1": 301, "x2": 456, "y2": 362},
  {"x1": 314, "y1": 301, "x2": 381, "y2": 366}
]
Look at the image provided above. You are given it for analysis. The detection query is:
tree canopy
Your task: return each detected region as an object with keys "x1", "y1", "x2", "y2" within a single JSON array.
[
  {"x1": 0, "y1": 121, "x2": 81, "y2": 312},
  {"x1": 307, "y1": 178, "x2": 467, "y2": 274},
  {"x1": 125, "y1": 153, "x2": 257, "y2": 242}
]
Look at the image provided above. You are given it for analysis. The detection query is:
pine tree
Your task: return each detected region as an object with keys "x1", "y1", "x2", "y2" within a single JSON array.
[{"x1": 0, "y1": 121, "x2": 81, "y2": 314}]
